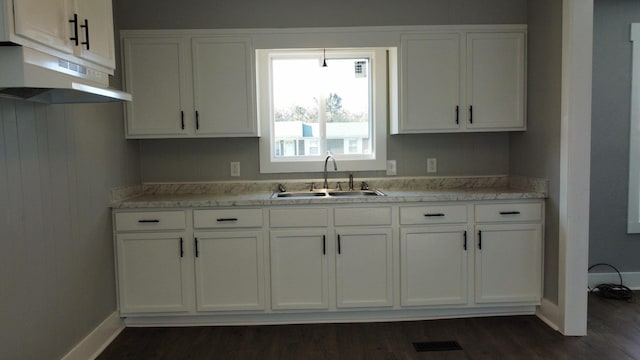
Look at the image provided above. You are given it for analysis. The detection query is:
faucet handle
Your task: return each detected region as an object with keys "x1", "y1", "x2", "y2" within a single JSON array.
[
  {"x1": 360, "y1": 181, "x2": 369, "y2": 190},
  {"x1": 306, "y1": 182, "x2": 316, "y2": 191},
  {"x1": 336, "y1": 182, "x2": 343, "y2": 191},
  {"x1": 277, "y1": 183, "x2": 287, "y2": 193},
  {"x1": 348, "y1": 174, "x2": 354, "y2": 190}
]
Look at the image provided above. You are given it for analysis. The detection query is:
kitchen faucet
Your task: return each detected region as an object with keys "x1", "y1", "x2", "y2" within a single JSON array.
[{"x1": 323, "y1": 154, "x2": 337, "y2": 189}]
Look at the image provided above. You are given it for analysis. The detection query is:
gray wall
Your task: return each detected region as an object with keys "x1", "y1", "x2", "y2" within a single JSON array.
[
  {"x1": 590, "y1": 0, "x2": 640, "y2": 271},
  {"x1": 510, "y1": 0, "x2": 562, "y2": 303},
  {"x1": 116, "y1": 0, "x2": 526, "y2": 29},
  {"x1": 114, "y1": 0, "x2": 525, "y2": 182},
  {"x1": 0, "y1": 99, "x2": 140, "y2": 360}
]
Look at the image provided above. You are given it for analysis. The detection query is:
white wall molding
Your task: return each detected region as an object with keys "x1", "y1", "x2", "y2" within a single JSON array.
[
  {"x1": 589, "y1": 272, "x2": 640, "y2": 290},
  {"x1": 536, "y1": 298, "x2": 561, "y2": 332},
  {"x1": 557, "y1": 0, "x2": 593, "y2": 336},
  {"x1": 61, "y1": 312, "x2": 124, "y2": 360}
]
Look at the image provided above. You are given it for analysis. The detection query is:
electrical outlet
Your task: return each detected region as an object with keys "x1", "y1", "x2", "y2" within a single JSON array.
[
  {"x1": 427, "y1": 158, "x2": 437, "y2": 173},
  {"x1": 386, "y1": 160, "x2": 397, "y2": 175},
  {"x1": 230, "y1": 162, "x2": 240, "y2": 177}
]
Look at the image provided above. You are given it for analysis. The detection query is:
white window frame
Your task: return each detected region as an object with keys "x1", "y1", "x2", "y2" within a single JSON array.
[
  {"x1": 629, "y1": 24, "x2": 640, "y2": 233},
  {"x1": 256, "y1": 48, "x2": 388, "y2": 173}
]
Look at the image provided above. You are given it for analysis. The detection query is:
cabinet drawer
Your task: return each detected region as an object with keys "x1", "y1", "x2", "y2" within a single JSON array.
[
  {"x1": 194, "y1": 209, "x2": 263, "y2": 228},
  {"x1": 400, "y1": 205, "x2": 467, "y2": 225},
  {"x1": 270, "y1": 208, "x2": 329, "y2": 227},
  {"x1": 475, "y1": 203, "x2": 542, "y2": 223},
  {"x1": 334, "y1": 207, "x2": 392, "y2": 226},
  {"x1": 115, "y1": 211, "x2": 186, "y2": 231}
]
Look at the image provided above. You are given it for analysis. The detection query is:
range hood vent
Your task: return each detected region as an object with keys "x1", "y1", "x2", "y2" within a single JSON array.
[{"x1": 0, "y1": 45, "x2": 131, "y2": 104}]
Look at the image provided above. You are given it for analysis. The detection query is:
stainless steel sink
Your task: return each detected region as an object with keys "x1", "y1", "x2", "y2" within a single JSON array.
[
  {"x1": 327, "y1": 190, "x2": 386, "y2": 197},
  {"x1": 271, "y1": 189, "x2": 386, "y2": 199}
]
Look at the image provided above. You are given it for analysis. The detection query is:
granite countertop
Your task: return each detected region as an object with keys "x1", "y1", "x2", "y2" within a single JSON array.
[{"x1": 111, "y1": 175, "x2": 548, "y2": 209}]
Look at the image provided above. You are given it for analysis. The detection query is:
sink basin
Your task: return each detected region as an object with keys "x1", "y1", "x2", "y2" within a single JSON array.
[
  {"x1": 271, "y1": 191, "x2": 328, "y2": 198},
  {"x1": 327, "y1": 190, "x2": 386, "y2": 197},
  {"x1": 271, "y1": 189, "x2": 386, "y2": 199}
]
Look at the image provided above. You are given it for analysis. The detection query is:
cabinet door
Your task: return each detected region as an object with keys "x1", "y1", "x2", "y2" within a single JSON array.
[
  {"x1": 400, "y1": 33, "x2": 461, "y2": 132},
  {"x1": 400, "y1": 226, "x2": 469, "y2": 306},
  {"x1": 73, "y1": 0, "x2": 115, "y2": 69},
  {"x1": 194, "y1": 231, "x2": 265, "y2": 311},
  {"x1": 123, "y1": 37, "x2": 191, "y2": 137},
  {"x1": 116, "y1": 232, "x2": 191, "y2": 314},
  {"x1": 270, "y1": 230, "x2": 329, "y2": 310},
  {"x1": 12, "y1": 0, "x2": 73, "y2": 53},
  {"x1": 336, "y1": 228, "x2": 393, "y2": 308},
  {"x1": 475, "y1": 224, "x2": 542, "y2": 304},
  {"x1": 466, "y1": 32, "x2": 526, "y2": 130},
  {"x1": 192, "y1": 37, "x2": 257, "y2": 136}
]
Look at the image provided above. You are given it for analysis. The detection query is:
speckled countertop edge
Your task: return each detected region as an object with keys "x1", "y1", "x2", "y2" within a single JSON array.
[{"x1": 111, "y1": 175, "x2": 548, "y2": 209}]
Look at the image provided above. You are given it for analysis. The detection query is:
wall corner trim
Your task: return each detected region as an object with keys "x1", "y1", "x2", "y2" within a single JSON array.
[
  {"x1": 61, "y1": 312, "x2": 125, "y2": 360},
  {"x1": 536, "y1": 298, "x2": 561, "y2": 332}
]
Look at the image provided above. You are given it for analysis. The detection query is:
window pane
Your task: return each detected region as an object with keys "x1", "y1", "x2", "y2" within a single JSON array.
[
  {"x1": 325, "y1": 58, "x2": 372, "y2": 156},
  {"x1": 272, "y1": 58, "x2": 320, "y2": 158},
  {"x1": 270, "y1": 55, "x2": 372, "y2": 159}
]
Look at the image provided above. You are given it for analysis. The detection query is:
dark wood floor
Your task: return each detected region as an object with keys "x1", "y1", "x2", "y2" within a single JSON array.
[{"x1": 98, "y1": 292, "x2": 640, "y2": 359}]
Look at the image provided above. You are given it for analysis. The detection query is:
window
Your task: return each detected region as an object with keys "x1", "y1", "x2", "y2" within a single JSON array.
[
  {"x1": 629, "y1": 24, "x2": 640, "y2": 233},
  {"x1": 257, "y1": 48, "x2": 389, "y2": 173}
]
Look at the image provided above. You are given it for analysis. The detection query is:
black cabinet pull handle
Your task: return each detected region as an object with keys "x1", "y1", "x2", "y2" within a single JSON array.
[
  {"x1": 194, "y1": 237, "x2": 199, "y2": 258},
  {"x1": 463, "y1": 231, "x2": 467, "y2": 251},
  {"x1": 196, "y1": 111, "x2": 200, "y2": 130},
  {"x1": 179, "y1": 237, "x2": 184, "y2": 258},
  {"x1": 69, "y1": 14, "x2": 79, "y2": 45},
  {"x1": 478, "y1": 230, "x2": 482, "y2": 250},
  {"x1": 455, "y1": 105, "x2": 459, "y2": 124},
  {"x1": 138, "y1": 219, "x2": 159, "y2": 223},
  {"x1": 80, "y1": 19, "x2": 90, "y2": 50},
  {"x1": 322, "y1": 235, "x2": 326, "y2": 255},
  {"x1": 424, "y1": 213, "x2": 445, "y2": 217},
  {"x1": 337, "y1": 234, "x2": 341, "y2": 255},
  {"x1": 499, "y1": 211, "x2": 521, "y2": 215},
  {"x1": 469, "y1": 105, "x2": 473, "y2": 124},
  {"x1": 181, "y1": 111, "x2": 185, "y2": 130},
  {"x1": 216, "y1": 218, "x2": 238, "y2": 222}
]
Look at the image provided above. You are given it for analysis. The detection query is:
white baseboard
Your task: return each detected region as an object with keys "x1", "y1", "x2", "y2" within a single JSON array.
[
  {"x1": 536, "y1": 298, "x2": 561, "y2": 332},
  {"x1": 588, "y1": 271, "x2": 640, "y2": 290},
  {"x1": 61, "y1": 312, "x2": 125, "y2": 360}
]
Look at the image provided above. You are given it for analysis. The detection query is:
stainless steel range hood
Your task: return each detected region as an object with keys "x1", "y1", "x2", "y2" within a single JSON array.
[{"x1": 0, "y1": 45, "x2": 132, "y2": 104}]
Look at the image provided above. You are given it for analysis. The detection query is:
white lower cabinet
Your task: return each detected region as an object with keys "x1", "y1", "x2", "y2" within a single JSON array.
[
  {"x1": 400, "y1": 226, "x2": 469, "y2": 306},
  {"x1": 270, "y1": 229, "x2": 329, "y2": 310},
  {"x1": 335, "y1": 228, "x2": 393, "y2": 308},
  {"x1": 474, "y1": 202, "x2": 543, "y2": 304},
  {"x1": 474, "y1": 224, "x2": 542, "y2": 304},
  {"x1": 193, "y1": 231, "x2": 265, "y2": 311},
  {"x1": 116, "y1": 231, "x2": 191, "y2": 314},
  {"x1": 113, "y1": 199, "x2": 544, "y2": 321}
]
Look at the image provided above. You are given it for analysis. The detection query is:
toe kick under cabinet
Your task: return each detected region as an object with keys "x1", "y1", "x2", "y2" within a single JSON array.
[{"x1": 112, "y1": 199, "x2": 543, "y2": 323}]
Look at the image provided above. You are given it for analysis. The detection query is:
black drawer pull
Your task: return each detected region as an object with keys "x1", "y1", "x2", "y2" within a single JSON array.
[
  {"x1": 216, "y1": 218, "x2": 238, "y2": 222},
  {"x1": 424, "y1": 213, "x2": 445, "y2": 217},
  {"x1": 499, "y1": 211, "x2": 521, "y2": 215},
  {"x1": 138, "y1": 219, "x2": 160, "y2": 223}
]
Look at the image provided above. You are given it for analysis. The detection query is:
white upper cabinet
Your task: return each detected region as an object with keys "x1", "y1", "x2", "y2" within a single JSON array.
[
  {"x1": 121, "y1": 32, "x2": 258, "y2": 138},
  {"x1": 466, "y1": 32, "x2": 526, "y2": 131},
  {"x1": 394, "y1": 29, "x2": 526, "y2": 133},
  {"x1": 3, "y1": 0, "x2": 115, "y2": 71},
  {"x1": 11, "y1": 0, "x2": 73, "y2": 54},
  {"x1": 399, "y1": 33, "x2": 462, "y2": 132},
  {"x1": 192, "y1": 37, "x2": 257, "y2": 136},
  {"x1": 71, "y1": 0, "x2": 115, "y2": 69},
  {"x1": 123, "y1": 37, "x2": 191, "y2": 137}
]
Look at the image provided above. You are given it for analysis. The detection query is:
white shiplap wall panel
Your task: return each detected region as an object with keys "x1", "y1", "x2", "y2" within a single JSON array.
[{"x1": 0, "y1": 98, "x2": 139, "y2": 360}]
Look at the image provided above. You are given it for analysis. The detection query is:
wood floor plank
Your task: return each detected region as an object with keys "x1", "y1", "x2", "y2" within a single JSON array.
[{"x1": 98, "y1": 292, "x2": 640, "y2": 359}]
